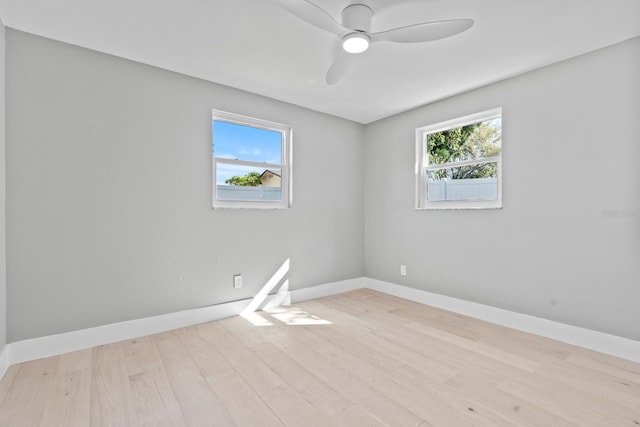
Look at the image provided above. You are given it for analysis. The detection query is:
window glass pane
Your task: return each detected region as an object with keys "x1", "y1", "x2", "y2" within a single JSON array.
[
  {"x1": 427, "y1": 162, "x2": 498, "y2": 202},
  {"x1": 213, "y1": 120, "x2": 282, "y2": 164},
  {"x1": 427, "y1": 117, "x2": 501, "y2": 165},
  {"x1": 215, "y1": 162, "x2": 282, "y2": 202}
]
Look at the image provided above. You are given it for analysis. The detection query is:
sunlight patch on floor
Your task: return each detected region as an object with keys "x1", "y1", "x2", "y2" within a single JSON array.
[
  {"x1": 239, "y1": 257, "x2": 332, "y2": 326},
  {"x1": 266, "y1": 306, "x2": 332, "y2": 326},
  {"x1": 241, "y1": 258, "x2": 290, "y2": 316},
  {"x1": 240, "y1": 311, "x2": 274, "y2": 326}
]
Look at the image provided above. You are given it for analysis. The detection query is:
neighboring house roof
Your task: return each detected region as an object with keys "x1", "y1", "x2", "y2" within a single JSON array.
[{"x1": 260, "y1": 170, "x2": 281, "y2": 178}]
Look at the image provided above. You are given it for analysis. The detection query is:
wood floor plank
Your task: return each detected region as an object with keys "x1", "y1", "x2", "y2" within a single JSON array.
[
  {"x1": 535, "y1": 360, "x2": 640, "y2": 417},
  {"x1": 323, "y1": 292, "x2": 413, "y2": 328},
  {"x1": 40, "y1": 349, "x2": 93, "y2": 426},
  {"x1": 90, "y1": 344, "x2": 139, "y2": 427},
  {"x1": 363, "y1": 291, "x2": 442, "y2": 320},
  {"x1": 250, "y1": 340, "x2": 352, "y2": 418},
  {"x1": 0, "y1": 289, "x2": 638, "y2": 426},
  {"x1": 218, "y1": 314, "x2": 270, "y2": 349},
  {"x1": 289, "y1": 323, "x2": 497, "y2": 426},
  {"x1": 128, "y1": 368, "x2": 186, "y2": 426},
  {"x1": 445, "y1": 373, "x2": 580, "y2": 427},
  {"x1": 568, "y1": 344, "x2": 640, "y2": 374},
  {"x1": 302, "y1": 299, "x2": 458, "y2": 384},
  {"x1": 299, "y1": 314, "x2": 514, "y2": 426},
  {"x1": 307, "y1": 318, "x2": 405, "y2": 374},
  {"x1": 254, "y1": 322, "x2": 427, "y2": 427},
  {"x1": 332, "y1": 405, "x2": 387, "y2": 427},
  {"x1": 57, "y1": 348, "x2": 92, "y2": 374},
  {"x1": 122, "y1": 336, "x2": 164, "y2": 376},
  {"x1": 261, "y1": 382, "x2": 334, "y2": 427},
  {"x1": 390, "y1": 306, "x2": 485, "y2": 341},
  {"x1": 320, "y1": 295, "x2": 534, "y2": 382},
  {"x1": 178, "y1": 325, "x2": 234, "y2": 379},
  {"x1": 0, "y1": 364, "x2": 20, "y2": 407},
  {"x1": 323, "y1": 292, "x2": 541, "y2": 374},
  {"x1": 497, "y1": 377, "x2": 637, "y2": 426},
  {"x1": 404, "y1": 320, "x2": 541, "y2": 373},
  {"x1": 321, "y1": 298, "x2": 505, "y2": 381},
  {"x1": 199, "y1": 320, "x2": 285, "y2": 397},
  {"x1": 268, "y1": 315, "x2": 506, "y2": 427},
  {"x1": 352, "y1": 289, "x2": 513, "y2": 340},
  {"x1": 41, "y1": 368, "x2": 91, "y2": 426},
  {"x1": 565, "y1": 352, "x2": 640, "y2": 385},
  {"x1": 288, "y1": 303, "x2": 470, "y2": 416},
  {"x1": 153, "y1": 332, "x2": 235, "y2": 426},
  {"x1": 174, "y1": 326, "x2": 284, "y2": 426},
  {"x1": 0, "y1": 357, "x2": 57, "y2": 426},
  {"x1": 204, "y1": 370, "x2": 284, "y2": 427},
  {"x1": 479, "y1": 332, "x2": 572, "y2": 366}
]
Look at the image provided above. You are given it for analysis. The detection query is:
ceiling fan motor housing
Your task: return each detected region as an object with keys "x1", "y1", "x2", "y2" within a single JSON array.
[{"x1": 342, "y1": 4, "x2": 372, "y2": 32}]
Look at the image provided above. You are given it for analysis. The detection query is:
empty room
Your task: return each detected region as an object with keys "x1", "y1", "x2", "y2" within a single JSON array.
[{"x1": 0, "y1": 0, "x2": 639, "y2": 425}]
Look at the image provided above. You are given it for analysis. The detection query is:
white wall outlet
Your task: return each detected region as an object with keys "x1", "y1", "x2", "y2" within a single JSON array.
[
  {"x1": 233, "y1": 274, "x2": 243, "y2": 289},
  {"x1": 400, "y1": 265, "x2": 407, "y2": 276}
]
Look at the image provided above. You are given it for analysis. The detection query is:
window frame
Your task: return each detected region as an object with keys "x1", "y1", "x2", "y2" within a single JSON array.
[
  {"x1": 415, "y1": 108, "x2": 502, "y2": 210},
  {"x1": 212, "y1": 110, "x2": 292, "y2": 209}
]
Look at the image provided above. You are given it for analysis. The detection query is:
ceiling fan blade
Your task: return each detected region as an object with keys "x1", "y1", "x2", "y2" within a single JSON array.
[
  {"x1": 370, "y1": 19, "x2": 473, "y2": 43},
  {"x1": 275, "y1": 0, "x2": 346, "y2": 36},
  {"x1": 326, "y1": 53, "x2": 354, "y2": 85}
]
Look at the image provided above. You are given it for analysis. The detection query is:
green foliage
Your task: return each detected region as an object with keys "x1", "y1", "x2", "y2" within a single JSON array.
[
  {"x1": 465, "y1": 121, "x2": 502, "y2": 159},
  {"x1": 225, "y1": 171, "x2": 262, "y2": 186},
  {"x1": 427, "y1": 123, "x2": 479, "y2": 166},
  {"x1": 427, "y1": 120, "x2": 501, "y2": 180}
]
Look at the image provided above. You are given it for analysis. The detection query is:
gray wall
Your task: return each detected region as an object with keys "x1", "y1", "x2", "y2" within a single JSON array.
[
  {"x1": 365, "y1": 36, "x2": 640, "y2": 341},
  {"x1": 0, "y1": 18, "x2": 6, "y2": 351},
  {"x1": 6, "y1": 30, "x2": 365, "y2": 342},
  {"x1": 5, "y1": 28, "x2": 639, "y2": 344}
]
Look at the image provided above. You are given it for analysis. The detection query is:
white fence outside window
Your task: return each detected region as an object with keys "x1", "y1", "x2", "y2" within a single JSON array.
[
  {"x1": 216, "y1": 185, "x2": 281, "y2": 201},
  {"x1": 427, "y1": 177, "x2": 497, "y2": 202}
]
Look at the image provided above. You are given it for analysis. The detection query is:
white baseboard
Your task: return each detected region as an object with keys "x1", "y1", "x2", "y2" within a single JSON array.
[
  {"x1": 366, "y1": 278, "x2": 640, "y2": 363},
  {"x1": 291, "y1": 277, "x2": 365, "y2": 303},
  {"x1": 5, "y1": 277, "x2": 365, "y2": 367},
  {"x1": 0, "y1": 344, "x2": 9, "y2": 379},
  {"x1": 9, "y1": 299, "x2": 252, "y2": 365},
  {"x1": 3, "y1": 275, "x2": 638, "y2": 383}
]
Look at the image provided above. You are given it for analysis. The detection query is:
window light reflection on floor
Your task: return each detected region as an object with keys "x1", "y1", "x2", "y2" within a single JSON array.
[
  {"x1": 239, "y1": 258, "x2": 332, "y2": 326},
  {"x1": 267, "y1": 306, "x2": 332, "y2": 326},
  {"x1": 240, "y1": 311, "x2": 274, "y2": 326}
]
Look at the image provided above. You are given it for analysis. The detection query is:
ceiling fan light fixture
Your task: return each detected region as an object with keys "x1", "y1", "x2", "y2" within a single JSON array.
[{"x1": 342, "y1": 33, "x2": 370, "y2": 54}]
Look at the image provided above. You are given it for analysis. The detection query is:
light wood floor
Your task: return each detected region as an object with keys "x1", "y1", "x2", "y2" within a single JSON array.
[{"x1": 0, "y1": 289, "x2": 639, "y2": 426}]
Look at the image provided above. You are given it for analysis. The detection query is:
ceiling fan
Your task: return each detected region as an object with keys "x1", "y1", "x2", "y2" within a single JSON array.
[{"x1": 275, "y1": 0, "x2": 473, "y2": 84}]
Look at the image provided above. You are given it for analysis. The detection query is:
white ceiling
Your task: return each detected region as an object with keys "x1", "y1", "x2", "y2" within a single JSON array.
[{"x1": 0, "y1": 0, "x2": 639, "y2": 123}]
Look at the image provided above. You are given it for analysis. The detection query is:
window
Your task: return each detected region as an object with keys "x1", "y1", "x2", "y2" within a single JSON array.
[
  {"x1": 212, "y1": 110, "x2": 291, "y2": 209},
  {"x1": 416, "y1": 108, "x2": 502, "y2": 209}
]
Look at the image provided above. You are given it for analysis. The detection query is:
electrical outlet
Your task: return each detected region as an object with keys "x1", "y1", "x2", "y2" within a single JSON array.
[
  {"x1": 233, "y1": 274, "x2": 243, "y2": 289},
  {"x1": 400, "y1": 265, "x2": 407, "y2": 276}
]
